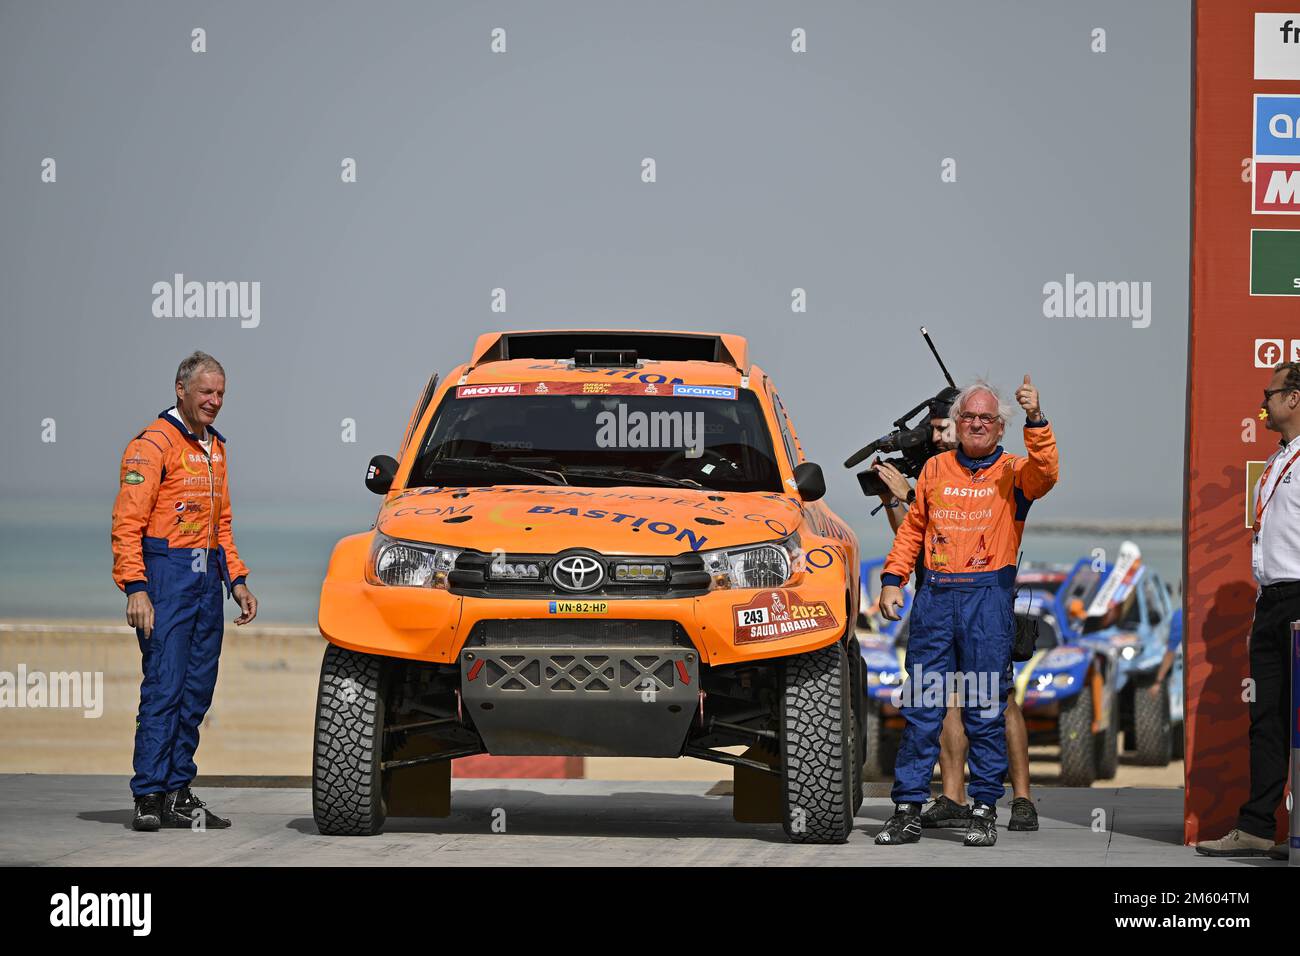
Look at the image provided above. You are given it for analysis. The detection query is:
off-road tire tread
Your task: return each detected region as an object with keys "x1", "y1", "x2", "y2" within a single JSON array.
[
  {"x1": 1058, "y1": 683, "x2": 1097, "y2": 787},
  {"x1": 781, "y1": 643, "x2": 854, "y2": 844},
  {"x1": 313, "y1": 644, "x2": 387, "y2": 836}
]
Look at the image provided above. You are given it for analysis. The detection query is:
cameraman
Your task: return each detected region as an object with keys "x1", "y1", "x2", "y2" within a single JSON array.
[
  {"x1": 873, "y1": 376, "x2": 1058, "y2": 848},
  {"x1": 871, "y1": 420, "x2": 1040, "y2": 835}
]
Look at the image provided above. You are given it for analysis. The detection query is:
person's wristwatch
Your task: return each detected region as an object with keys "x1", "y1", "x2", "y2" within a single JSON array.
[
  {"x1": 885, "y1": 498, "x2": 902, "y2": 509},
  {"x1": 905, "y1": 489, "x2": 916, "y2": 505}
]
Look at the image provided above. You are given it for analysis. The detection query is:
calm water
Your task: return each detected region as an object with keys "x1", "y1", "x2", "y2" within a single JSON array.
[{"x1": 0, "y1": 496, "x2": 1184, "y2": 624}]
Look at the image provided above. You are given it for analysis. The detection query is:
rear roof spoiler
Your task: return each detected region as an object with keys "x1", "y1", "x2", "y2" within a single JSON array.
[{"x1": 467, "y1": 330, "x2": 748, "y2": 371}]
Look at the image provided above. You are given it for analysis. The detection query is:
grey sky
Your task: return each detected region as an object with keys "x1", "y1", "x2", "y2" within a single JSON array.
[{"x1": 1, "y1": 0, "x2": 1190, "y2": 536}]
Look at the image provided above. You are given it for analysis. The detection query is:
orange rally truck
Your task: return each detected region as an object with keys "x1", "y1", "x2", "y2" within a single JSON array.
[{"x1": 313, "y1": 330, "x2": 864, "y2": 842}]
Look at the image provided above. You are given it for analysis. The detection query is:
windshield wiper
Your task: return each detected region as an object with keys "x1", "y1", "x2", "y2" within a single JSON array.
[
  {"x1": 561, "y1": 467, "x2": 704, "y2": 489},
  {"x1": 422, "y1": 457, "x2": 567, "y2": 486}
]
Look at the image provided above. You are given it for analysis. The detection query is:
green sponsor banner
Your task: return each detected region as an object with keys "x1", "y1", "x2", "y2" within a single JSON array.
[{"x1": 1250, "y1": 229, "x2": 1300, "y2": 295}]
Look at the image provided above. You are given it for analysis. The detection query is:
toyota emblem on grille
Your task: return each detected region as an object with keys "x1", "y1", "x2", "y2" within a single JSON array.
[{"x1": 551, "y1": 553, "x2": 604, "y2": 592}]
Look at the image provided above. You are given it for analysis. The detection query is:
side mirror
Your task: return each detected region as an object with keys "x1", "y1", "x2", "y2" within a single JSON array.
[
  {"x1": 793, "y1": 461, "x2": 826, "y2": 502},
  {"x1": 365, "y1": 455, "x2": 399, "y2": 495}
]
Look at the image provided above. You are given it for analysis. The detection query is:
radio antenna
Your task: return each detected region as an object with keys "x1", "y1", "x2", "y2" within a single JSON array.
[{"x1": 920, "y1": 327, "x2": 957, "y2": 388}]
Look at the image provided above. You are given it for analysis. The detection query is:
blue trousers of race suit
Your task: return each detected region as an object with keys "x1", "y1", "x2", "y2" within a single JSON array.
[
  {"x1": 131, "y1": 538, "x2": 227, "y2": 798},
  {"x1": 890, "y1": 570, "x2": 1016, "y2": 807}
]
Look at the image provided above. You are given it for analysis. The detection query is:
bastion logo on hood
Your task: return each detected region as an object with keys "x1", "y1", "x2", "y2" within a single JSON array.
[
  {"x1": 523, "y1": 505, "x2": 710, "y2": 551},
  {"x1": 380, "y1": 486, "x2": 805, "y2": 553}
]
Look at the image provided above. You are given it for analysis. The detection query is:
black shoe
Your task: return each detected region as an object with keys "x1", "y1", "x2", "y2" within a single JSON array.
[
  {"x1": 920, "y1": 795, "x2": 972, "y2": 829},
  {"x1": 875, "y1": 802, "x2": 923, "y2": 845},
  {"x1": 1008, "y1": 796, "x2": 1039, "y2": 832},
  {"x1": 964, "y1": 801, "x2": 998, "y2": 847},
  {"x1": 164, "y1": 787, "x2": 232, "y2": 829},
  {"x1": 132, "y1": 793, "x2": 163, "y2": 832}
]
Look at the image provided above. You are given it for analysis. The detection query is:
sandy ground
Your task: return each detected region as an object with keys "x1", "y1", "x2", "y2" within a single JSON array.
[{"x1": 0, "y1": 623, "x2": 1186, "y2": 787}]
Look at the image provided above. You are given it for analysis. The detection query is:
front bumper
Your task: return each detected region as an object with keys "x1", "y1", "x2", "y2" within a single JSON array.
[{"x1": 460, "y1": 641, "x2": 700, "y2": 756}]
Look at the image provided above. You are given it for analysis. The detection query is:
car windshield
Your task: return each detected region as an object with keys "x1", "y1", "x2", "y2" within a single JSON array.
[
  {"x1": 1074, "y1": 576, "x2": 1144, "y2": 632},
  {"x1": 409, "y1": 387, "x2": 783, "y2": 493}
]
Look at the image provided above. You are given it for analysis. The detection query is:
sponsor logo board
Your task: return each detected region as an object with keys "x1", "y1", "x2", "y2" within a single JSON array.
[
  {"x1": 1249, "y1": 230, "x2": 1300, "y2": 295},
  {"x1": 1255, "y1": 14, "x2": 1300, "y2": 80}
]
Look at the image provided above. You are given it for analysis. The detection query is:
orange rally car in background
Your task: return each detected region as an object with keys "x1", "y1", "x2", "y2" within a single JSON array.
[{"x1": 313, "y1": 330, "x2": 863, "y2": 843}]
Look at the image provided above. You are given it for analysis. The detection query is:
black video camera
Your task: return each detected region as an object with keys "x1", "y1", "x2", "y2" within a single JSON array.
[
  {"x1": 843, "y1": 328, "x2": 961, "y2": 500},
  {"x1": 844, "y1": 386, "x2": 960, "y2": 497}
]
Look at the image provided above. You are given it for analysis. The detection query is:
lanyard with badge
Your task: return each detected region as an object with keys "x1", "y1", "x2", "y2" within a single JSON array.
[{"x1": 1253, "y1": 445, "x2": 1300, "y2": 541}]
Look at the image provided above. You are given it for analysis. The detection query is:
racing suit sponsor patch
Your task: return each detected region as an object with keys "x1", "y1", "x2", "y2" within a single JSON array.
[
  {"x1": 123, "y1": 471, "x2": 145, "y2": 485},
  {"x1": 732, "y1": 589, "x2": 837, "y2": 644}
]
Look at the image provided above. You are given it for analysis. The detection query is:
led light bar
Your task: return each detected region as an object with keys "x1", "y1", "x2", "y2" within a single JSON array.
[{"x1": 613, "y1": 562, "x2": 667, "y2": 582}]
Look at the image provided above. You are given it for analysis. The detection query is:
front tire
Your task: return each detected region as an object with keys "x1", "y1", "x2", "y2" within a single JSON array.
[
  {"x1": 313, "y1": 644, "x2": 390, "y2": 836},
  {"x1": 1058, "y1": 683, "x2": 1098, "y2": 787},
  {"x1": 1132, "y1": 676, "x2": 1173, "y2": 766},
  {"x1": 780, "y1": 642, "x2": 855, "y2": 844}
]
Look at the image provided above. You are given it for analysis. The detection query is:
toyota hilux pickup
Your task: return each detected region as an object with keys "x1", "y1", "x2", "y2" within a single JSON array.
[{"x1": 313, "y1": 330, "x2": 862, "y2": 843}]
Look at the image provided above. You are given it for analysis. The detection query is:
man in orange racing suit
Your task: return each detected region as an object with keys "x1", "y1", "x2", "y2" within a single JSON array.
[
  {"x1": 111, "y1": 351, "x2": 258, "y2": 832},
  {"x1": 875, "y1": 376, "x2": 1058, "y2": 847}
]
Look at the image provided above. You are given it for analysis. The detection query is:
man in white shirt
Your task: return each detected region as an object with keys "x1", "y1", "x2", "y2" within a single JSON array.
[{"x1": 1197, "y1": 361, "x2": 1300, "y2": 858}]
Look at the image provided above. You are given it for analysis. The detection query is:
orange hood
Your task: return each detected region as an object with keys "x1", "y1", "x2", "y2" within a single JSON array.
[{"x1": 377, "y1": 485, "x2": 805, "y2": 555}]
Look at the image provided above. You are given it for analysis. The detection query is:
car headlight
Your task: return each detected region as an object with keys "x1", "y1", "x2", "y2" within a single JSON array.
[
  {"x1": 367, "y1": 533, "x2": 460, "y2": 589},
  {"x1": 700, "y1": 534, "x2": 801, "y2": 590}
]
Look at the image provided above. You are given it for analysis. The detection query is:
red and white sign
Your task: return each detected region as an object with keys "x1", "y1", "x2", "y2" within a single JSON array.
[
  {"x1": 456, "y1": 383, "x2": 522, "y2": 398},
  {"x1": 1253, "y1": 161, "x2": 1300, "y2": 214},
  {"x1": 732, "y1": 589, "x2": 838, "y2": 644}
]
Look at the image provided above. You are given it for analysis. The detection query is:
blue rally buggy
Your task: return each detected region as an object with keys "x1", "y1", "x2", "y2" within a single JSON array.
[{"x1": 1054, "y1": 544, "x2": 1184, "y2": 766}]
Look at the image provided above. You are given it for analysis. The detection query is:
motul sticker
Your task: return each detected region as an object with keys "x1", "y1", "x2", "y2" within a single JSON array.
[
  {"x1": 732, "y1": 589, "x2": 838, "y2": 644},
  {"x1": 456, "y1": 383, "x2": 522, "y2": 398},
  {"x1": 512, "y1": 381, "x2": 736, "y2": 397}
]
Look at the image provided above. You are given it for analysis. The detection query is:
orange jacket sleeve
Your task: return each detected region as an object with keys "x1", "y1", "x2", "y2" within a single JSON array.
[
  {"x1": 218, "y1": 451, "x2": 250, "y2": 587},
  {"x1": 1014, "y1": 421, "x2": 1060, "y2": 500},
  {"x1": 111, "y1": 434, "x2": 165, "y2": 594},
  {"x1": 881, "y1": 460, "x2": 932, "y2": 586}
]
